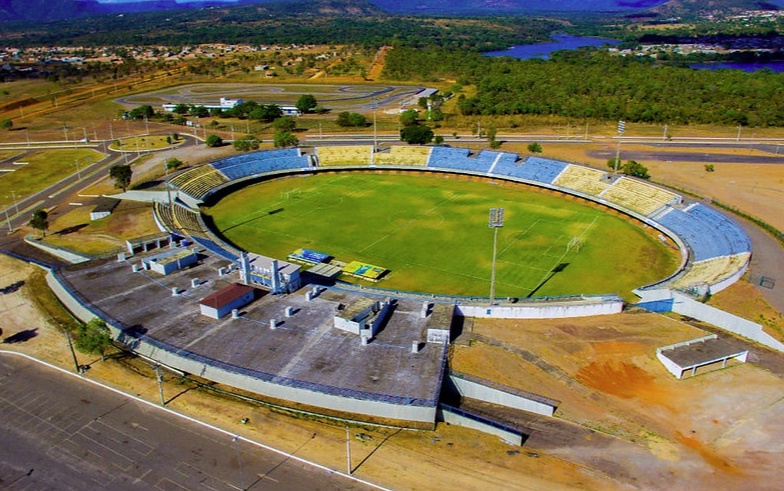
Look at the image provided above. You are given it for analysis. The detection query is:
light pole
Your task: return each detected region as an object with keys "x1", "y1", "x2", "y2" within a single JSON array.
[
  {"x1": 613, "y1": 120, "x2": 626, "y2": 175},
  {"x1": 10, "y1": 191, "x2": 19, "y2": 215},
  {"x1": 164, "y1": 160, "x2": 173, "y2": 208},
  {"x1": 4, "y1": 207, "x2": 12, "y2": 233},
  {"x1": 488, "y1": 207, "x2": 505, "y2": 307},
  {"x1": 372, "y1": 99, "x2": 378, "y2": 154},
  {"x1": 74, "y1": 159, "x2": 82, "y2": 180},
  {"x1": 232, "y1": 436, "x2": 245, "y2": 491}
]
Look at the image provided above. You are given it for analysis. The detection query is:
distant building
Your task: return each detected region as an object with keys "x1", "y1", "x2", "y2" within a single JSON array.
[{"x1": 162, "y1": 97, "x2": 243, "y2": 113}]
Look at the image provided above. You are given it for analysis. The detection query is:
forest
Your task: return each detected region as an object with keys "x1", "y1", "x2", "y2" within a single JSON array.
[{"x1": 382, "y1": 47, "x2": 784, "y2": 126}]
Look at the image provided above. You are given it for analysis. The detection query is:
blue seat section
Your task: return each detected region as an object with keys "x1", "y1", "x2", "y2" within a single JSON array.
[
  {"x1": 190, "y1": 236, "x2": 239, "y2": 261},
  {"x1": 492, "y1": 156, "x2": 567, "y2": 184},
  {"x1": 657, "y1": 208, "x2": 731, "y2": 261},
  {"x1": 686, "y1": 204, "x2": 752, "y2": 255},
  {"x1": 211, "y1": 149, "x2": 308, "y2": 180},
  {"x1": 426, "y1": 147, "x2": 493, "y2": 173}
]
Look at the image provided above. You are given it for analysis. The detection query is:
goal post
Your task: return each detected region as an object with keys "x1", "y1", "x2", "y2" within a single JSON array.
[{"x1": 566, "y1": 236, "x2": 583, "y2": 253}]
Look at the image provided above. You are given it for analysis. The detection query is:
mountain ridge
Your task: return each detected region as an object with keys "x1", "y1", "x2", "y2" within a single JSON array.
[{"x1": 0, "y1": 0, "x2": 780, "y2": 23}]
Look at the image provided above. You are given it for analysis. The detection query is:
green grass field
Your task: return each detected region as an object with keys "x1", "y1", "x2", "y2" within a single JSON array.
[
  {"x1": 205, "y1": 173, "x2": 678, "y2": 299},
  {"x1": 0, "y1": 148, "x2": 104, "y2": 208}
]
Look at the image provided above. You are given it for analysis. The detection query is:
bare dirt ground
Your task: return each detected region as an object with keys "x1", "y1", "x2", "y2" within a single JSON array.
[{"x1": 453, "y1": 314, "x2": 784, "y2": 490}]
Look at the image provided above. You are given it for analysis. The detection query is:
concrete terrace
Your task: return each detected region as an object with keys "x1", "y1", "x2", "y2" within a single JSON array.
[{"x1": 57, "y1": 249, "x2": 447, "y2": 410}]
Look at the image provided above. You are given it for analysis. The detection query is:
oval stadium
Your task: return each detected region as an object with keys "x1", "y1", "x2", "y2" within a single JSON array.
[{"x1": 47, "y1": 145, "x2": 759, "y2": 428}]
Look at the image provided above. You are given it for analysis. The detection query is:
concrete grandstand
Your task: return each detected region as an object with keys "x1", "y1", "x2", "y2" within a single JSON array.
[{"x1": 42, "y1": 145, "x2": 760, "y2": 428}]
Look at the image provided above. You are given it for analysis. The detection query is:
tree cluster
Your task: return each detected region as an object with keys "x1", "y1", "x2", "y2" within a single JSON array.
[{"x1": 384, "y1": 47, "x2": 784, "y2": 127}]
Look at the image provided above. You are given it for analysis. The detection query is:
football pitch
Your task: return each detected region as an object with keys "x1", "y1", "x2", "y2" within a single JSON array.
[{"x1": 205, "y1": 172, "x2": 678, "y2": 299}]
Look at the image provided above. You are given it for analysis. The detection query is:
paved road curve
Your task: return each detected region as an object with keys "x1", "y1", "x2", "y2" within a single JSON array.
[{"x1": 0, "y1": 352, "x2": 378, "y2": 491}]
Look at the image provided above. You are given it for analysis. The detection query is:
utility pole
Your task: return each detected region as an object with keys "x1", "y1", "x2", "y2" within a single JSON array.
[
  {"x1": 153, "y1": 364, "x2": 165, "y2": 406},
  {"x1": 346, "y1": 426, "x2": 352, "y2": 475},
  {"x1": 65, "y1": 329, "x2": 80, "y2": 373}
]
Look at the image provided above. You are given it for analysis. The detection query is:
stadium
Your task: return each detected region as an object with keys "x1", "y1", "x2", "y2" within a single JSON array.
[{"x1": 46, "y1": 144, "x2": 762, "y2": 431}]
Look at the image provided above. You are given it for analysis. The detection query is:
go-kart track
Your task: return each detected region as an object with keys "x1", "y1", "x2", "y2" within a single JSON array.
[
  {"x1": 45, "y1": 145, "x2": 760, "y2": 428},
  {"x1": 117, "y1": 83, "x2": 429, "y2": 113}
]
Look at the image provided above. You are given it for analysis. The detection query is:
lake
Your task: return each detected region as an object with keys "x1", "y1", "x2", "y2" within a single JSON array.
[{"x1": 483, "y1": 35, "x2": 621, "y2": 60}]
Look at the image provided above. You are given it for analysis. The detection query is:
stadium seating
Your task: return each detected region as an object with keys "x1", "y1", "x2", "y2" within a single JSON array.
[
  {"x1": 171, "y1": 204, "x2": 209, "y2": 239},
  {"x1": 316, "y1": 146, "x2": 373, "y2": 166},
  {"x1": 426, "y1": 147, "x2": 501, "y2": 173},
  {"x1": 686, "y1": 203, "x2": 752, "y2": 255},
  {"x1": 657, "y1": 207, "x2": 731, "y2": 261},
  {"x1": 491, "y1": 156, "x2": 568, "y2": 184},
  {"x1": 211, "y1": 149, "x2": 309, "y2": 180},
  {"x1": 600, "y1": 177, "x2": 680, "y2": 216},
  {"x1": 189, "y1": 235, "x2": 239, "y2": 261},
  {"x1": 673, "y1": 253, "x2": 751, "y2": 290},
  {"x1": 169, "y1": 166, "x2": 229, "y2": 200},
  {"x1": 153, "y1": 202, "x2": 177, "y2": 233},
  {"x1": 553, "y1": 165, "x2": 610, "y2": 196},
  {"x1": 374, "y1": 146, "x2": 431, "y2": 166}
]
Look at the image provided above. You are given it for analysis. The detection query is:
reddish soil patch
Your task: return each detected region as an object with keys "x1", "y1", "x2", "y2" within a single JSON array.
[
  {"x1": 675, "y1": 431, "x2": 744, "y2": 476},
  {"x1": 576, "y1": 360, "x2": 660, "y2": 401}
]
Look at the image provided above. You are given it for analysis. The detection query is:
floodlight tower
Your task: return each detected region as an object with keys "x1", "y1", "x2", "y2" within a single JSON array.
[
  {"x1": 371, "y1": 99, "x2": 378, "y2": 153},
  {"x1": 488, "y1": 207, "x2": 505, "y2": 307},
  {"x1": 613, "y1": 120, "x2": 625, "y2": 175}
]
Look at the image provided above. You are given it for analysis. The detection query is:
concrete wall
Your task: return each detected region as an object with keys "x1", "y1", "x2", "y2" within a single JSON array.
[
  {"x1": 437, "y1": 404, "x2": 524, "y2": 445},
  {"x1": 656, "y1": 351, "x2": 686, "y2": 379},
  {"x1": 47, "y1": 270, "x2": 438, "y2": 426},
  {"x1": 25, "y1": 236, "x2": 92, "y2": 264},
  {"x1": 708, "y1": 258, "x2": 750, "y2": 295},
  {"x1": 457, "y1": 298, "x2": 623, "y2": 319},
  {"x1": 670, "y1": 291, "x2": 784, "y2": 352},
  {"x1": 446, "y1": 374, "x2": 557, "y2": 417}
]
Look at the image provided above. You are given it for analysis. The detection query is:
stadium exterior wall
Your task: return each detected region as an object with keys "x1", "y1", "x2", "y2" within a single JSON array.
[
  {"x1": 437, "y1": 404, "x2": 525, "y2": 445},
  {"x1": 670, "y1": 291, "x2": 784, "y2": 352},
  {"x1": 636, "y1": 288, "x2": 784, "y2": 353},
  {"x1": 445, "y1": 373, "x2": 557, "y2": 417},
  {"x1": 456, "y1": 298, "x2": 624, "y2": 319},
  {"x1": 707, "y1": 258, "x2": 750, "y2": 295},
  {"x1": 45, "y1": 270, "x2": 438, "y2": 426}
]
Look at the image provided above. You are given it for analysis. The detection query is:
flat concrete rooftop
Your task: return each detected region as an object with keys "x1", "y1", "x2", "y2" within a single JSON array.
[
  {"x1": 661, "y1": 337, "x2": 747, "y2": 368},
  {"x1": 58, "y1": 248, "x2": 447, "y2": 404}
]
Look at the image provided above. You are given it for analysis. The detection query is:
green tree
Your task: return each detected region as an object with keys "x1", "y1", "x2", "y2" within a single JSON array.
[
  {"x1": 400, "y1": 124, "x2": 434, "y2": 145},
  {"x1": 172, "y1": 103, "x2": 190, "y2": 115},
  {"x1": 0, "y1": 119, "x2": 12, "y2": 131},
  {"x1": 273, "y1": 131, "x2": 299, "y2": 148},
  {"x1": 273, "y1": 116, "x2": 297, "y2": 132},
  {"x1": 74, "y1": 318, "x2": 112, "y2": 361},
  {"x1": 28, "y1": 209, "x2": 48, "y2": 237},
  {"x1": 336, "y1": 112, "x2": 366, "y2": 127},
  {"x1": 128, "y1": 105, "x2": 154, "y2": 120},
  {"x1": 434, "y1": 135, "x2": 445, "y2": 145},
  {"x1": 486, "y1": 125, "x2": 498, "y2": 147},
  {"x1": 400, "y1": 109, "x2": 418, "y2": 127},
  {"x1": 109, "y1": 164, "x2": 133, "y2": 192},
  {"x1": 251, "y1": 104, "x2": 283, "y2": 123},
  {"x1": 295, "y1": 94, "x2": 318, "y2": 114},
  {"x1": 192, "y1": 105, "x2": 209, "y2": 118},
  {"x1": 623, "y1": 160, "x2": 650, "y2": 179},
  {"x1": 527, "y1": 142, "x2": 543, "y2": 154},
  {"x1": 233, "y1": 134, "x2": 261, "y2": 151},
  {"x1": 205, "y1": 134, "x2": 223, "y2": 147},
  {"x1": 165, "y1": 157, "x2": 183, "y2": 170}
]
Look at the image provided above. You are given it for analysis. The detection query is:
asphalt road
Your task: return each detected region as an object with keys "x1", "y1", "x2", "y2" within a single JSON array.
[{"x1": 0, "y1": 352, "x2": 377, "y2": 491}]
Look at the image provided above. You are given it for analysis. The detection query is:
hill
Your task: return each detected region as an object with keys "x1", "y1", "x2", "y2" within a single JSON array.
[
  {"x1": 650, "y1": 0, "x2": 781, "y2": 19},
  {"x1": 0, "y1": 0, "x2": 672, "y2": 23}
]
